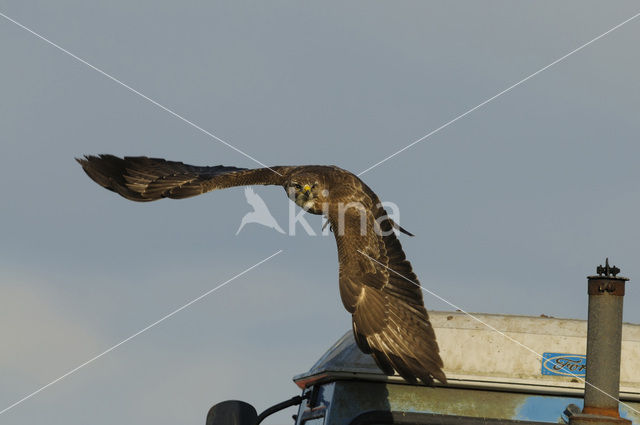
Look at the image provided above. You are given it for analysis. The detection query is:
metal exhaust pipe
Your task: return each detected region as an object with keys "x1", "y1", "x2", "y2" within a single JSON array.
[{"x1": 569, "y1": 259, "x2": 631, "y2": 425}]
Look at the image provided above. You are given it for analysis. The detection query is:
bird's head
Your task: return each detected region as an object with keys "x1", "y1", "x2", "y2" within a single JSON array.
[{"x1": 285, "y1": 173, "x2": 328, "y2": 214}]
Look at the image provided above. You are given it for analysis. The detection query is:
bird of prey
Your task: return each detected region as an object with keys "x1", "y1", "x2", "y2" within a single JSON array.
[
  {"x1": 236, "y1": 187, "x2": 285, "y2": 235},
  {"x1": 76, "y1": 154, "x2": 446, "y2": 385}
]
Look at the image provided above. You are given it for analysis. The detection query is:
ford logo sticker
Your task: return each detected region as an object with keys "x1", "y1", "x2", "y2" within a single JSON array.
[{"x1": 541, "y1": 352, "x2": 587, "y2": 376}]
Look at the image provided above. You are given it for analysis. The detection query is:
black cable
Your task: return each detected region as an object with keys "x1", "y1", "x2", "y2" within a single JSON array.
[{"x1": 255, "y1": 394, "x2": 308, "y2": 425}]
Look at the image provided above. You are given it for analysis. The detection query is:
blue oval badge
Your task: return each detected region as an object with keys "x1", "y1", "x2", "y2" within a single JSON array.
[{"x1": 541, "y1": 353, "x2": 587, "y2": 376}]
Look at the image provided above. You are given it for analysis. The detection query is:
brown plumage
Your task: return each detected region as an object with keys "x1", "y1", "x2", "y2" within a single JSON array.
[{"x1": 76, "y1": 154, "x2": 446, "y2": 385}]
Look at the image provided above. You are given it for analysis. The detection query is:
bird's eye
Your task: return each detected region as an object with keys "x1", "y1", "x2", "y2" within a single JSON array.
[
  {"x1": 293, "y1": 183, "x2": 301, "y2": 189},
  {"x1": 311, "y1": 183, "x2": 317, "y2": 189}
]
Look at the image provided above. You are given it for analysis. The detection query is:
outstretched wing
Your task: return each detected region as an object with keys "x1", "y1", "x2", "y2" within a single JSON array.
[
  {"x1": 76, "y1": 154, "x2": 291, "y2": 201},
  {"x1": 329, "y1": 182, "x2": 446, "y2": 385}
]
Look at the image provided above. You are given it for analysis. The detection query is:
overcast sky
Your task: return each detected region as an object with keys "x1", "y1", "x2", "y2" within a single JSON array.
[{"x1": 1, "y1": 1, "x2": 640, "y2": 424}]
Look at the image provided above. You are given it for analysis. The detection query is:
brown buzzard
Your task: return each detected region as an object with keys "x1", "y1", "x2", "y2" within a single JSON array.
[{"x1": 77, "y1": 154, "x2": 446, "y2": 385}]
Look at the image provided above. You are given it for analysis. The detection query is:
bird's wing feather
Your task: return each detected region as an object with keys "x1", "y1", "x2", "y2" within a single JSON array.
[
  {"x1": 329, "y1": 184, "x2": 445, "y2": 385},
  {"x1": 76, "y1": 155, "x2": 291, "y2": 201}
]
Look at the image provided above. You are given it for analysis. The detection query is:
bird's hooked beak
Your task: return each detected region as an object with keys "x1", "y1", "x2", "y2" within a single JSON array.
[{"x1": 303, "y1": 184, "x2": 311, "y2": 196}]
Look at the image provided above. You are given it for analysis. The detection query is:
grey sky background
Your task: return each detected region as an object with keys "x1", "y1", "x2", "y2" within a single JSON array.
[{"x1": 1, "y1": 1, "x2": 639, "y2": 424}]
